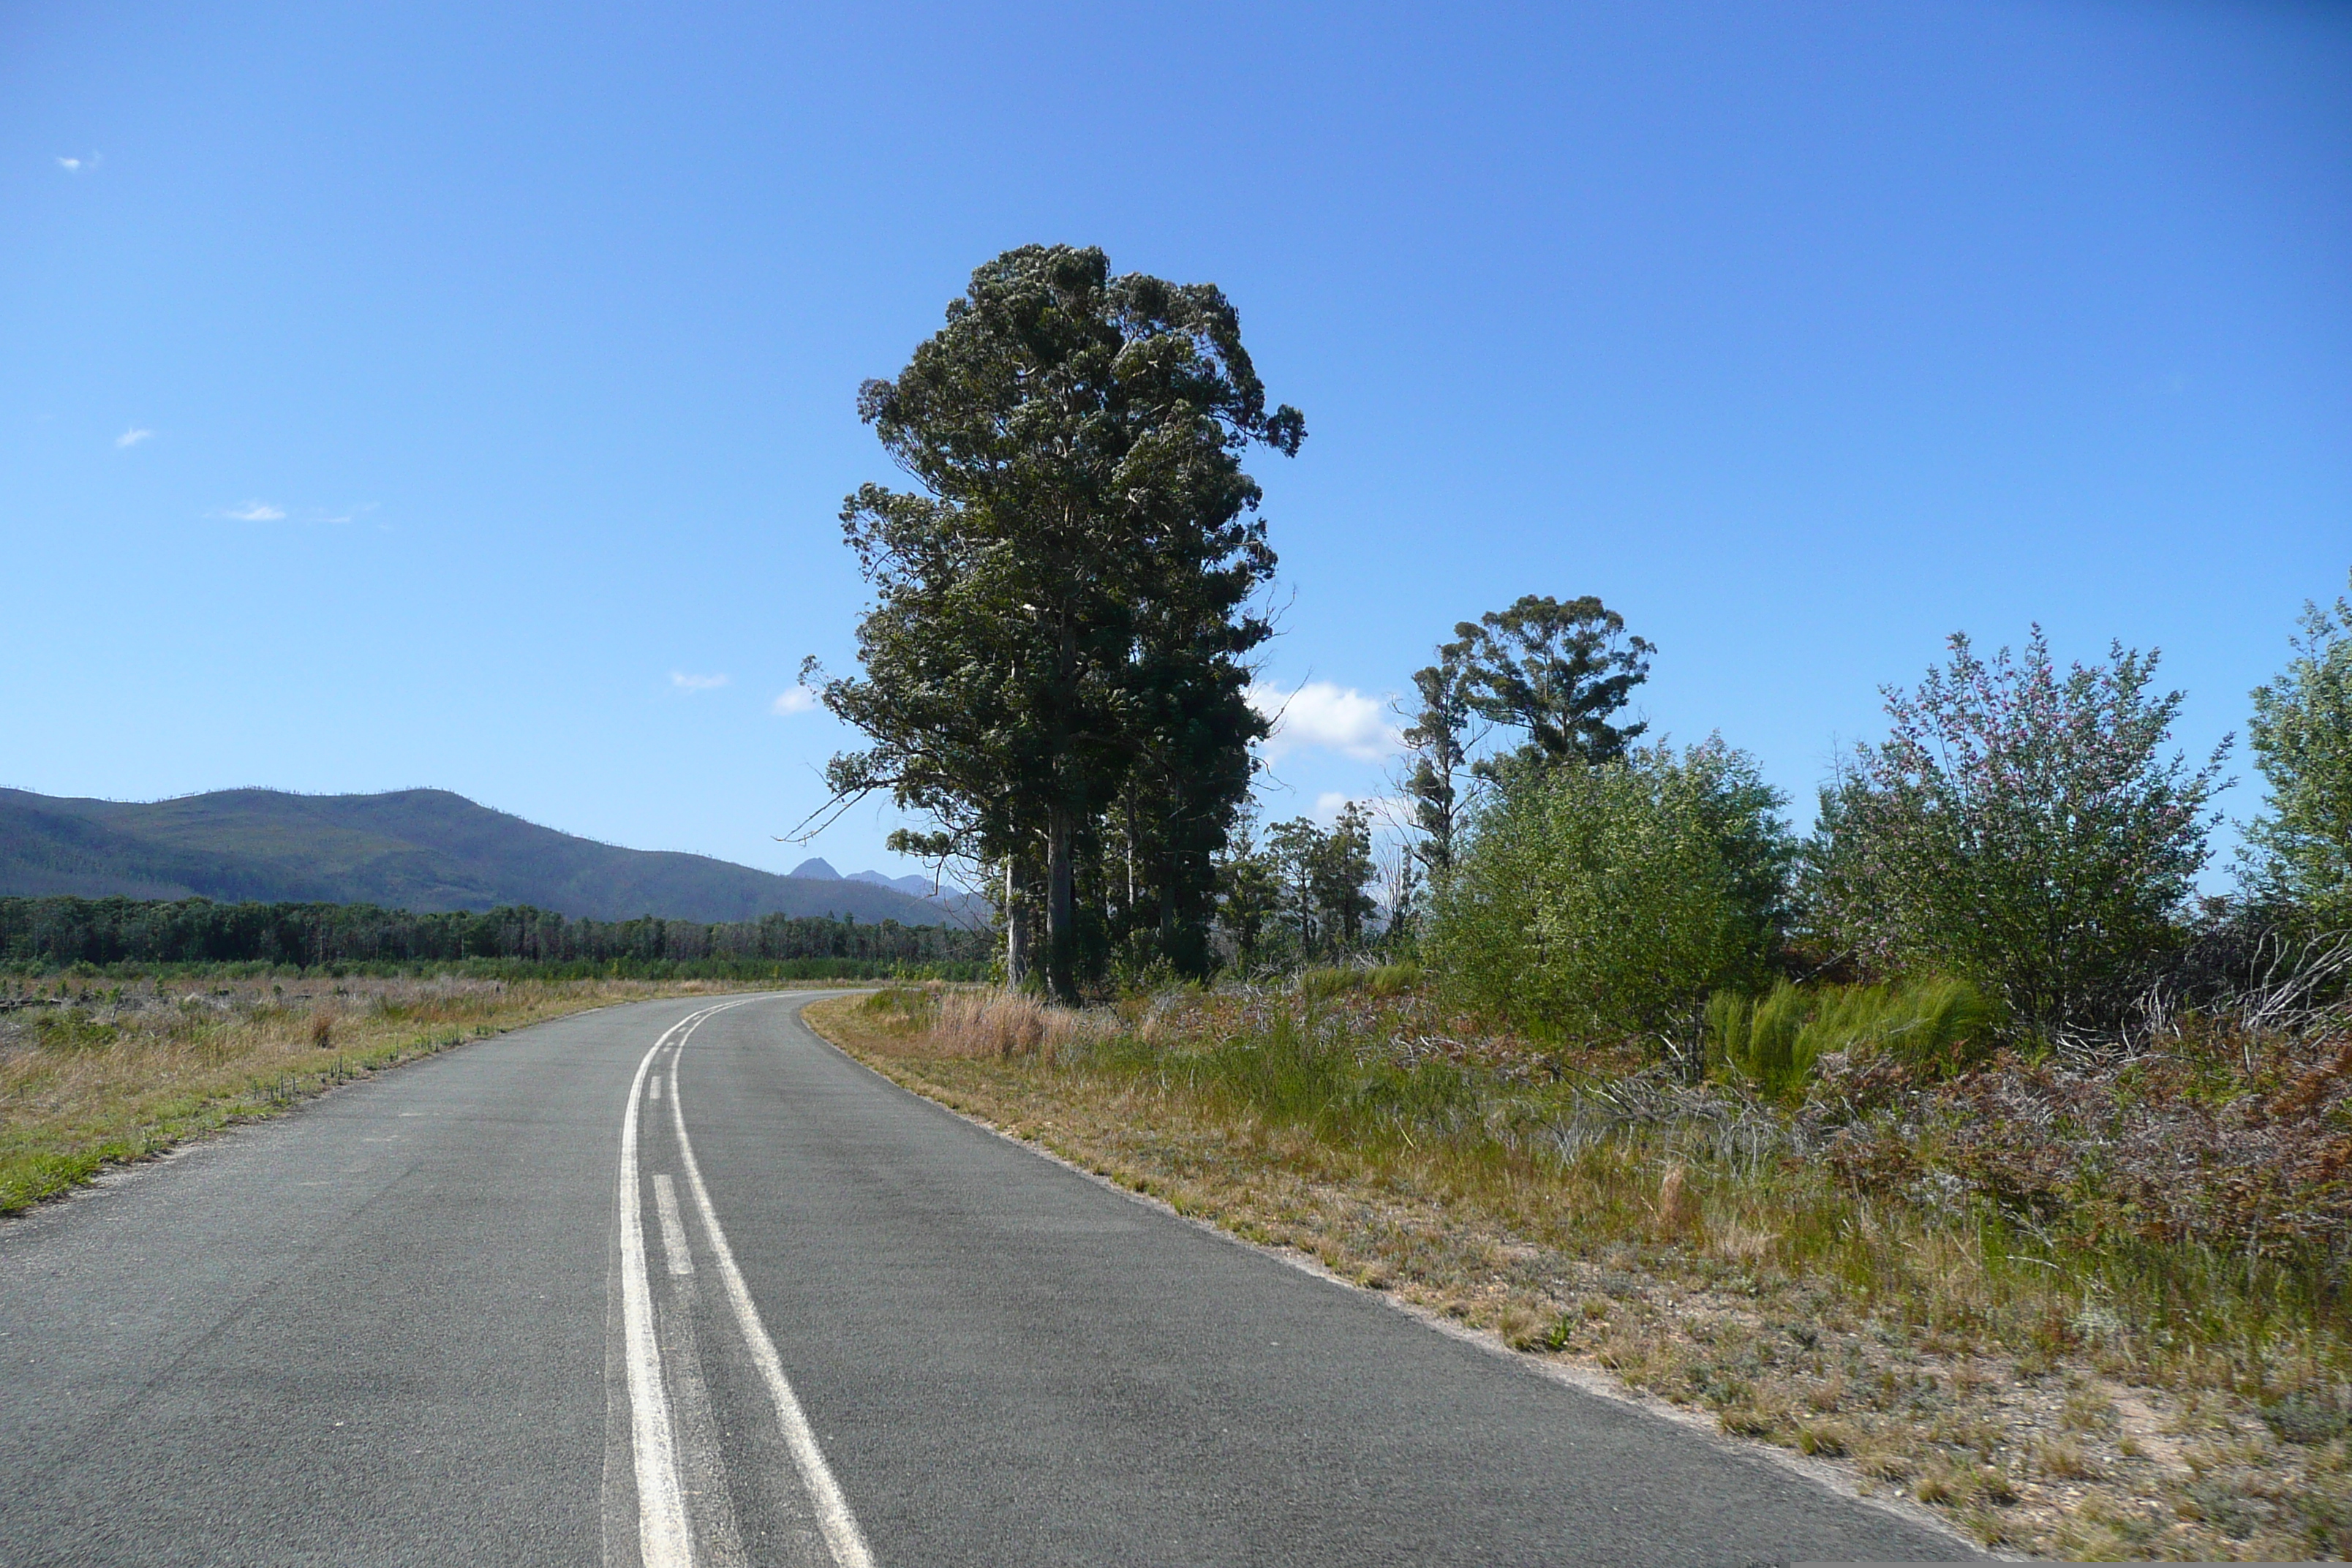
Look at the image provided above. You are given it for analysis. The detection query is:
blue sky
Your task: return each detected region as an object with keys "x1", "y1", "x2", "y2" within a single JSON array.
[{"x1": 4, "y1": 1, "x2": 2347, "y2": 891}]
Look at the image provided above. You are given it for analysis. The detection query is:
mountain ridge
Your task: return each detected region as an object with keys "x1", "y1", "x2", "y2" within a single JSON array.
[{"x1": 0, "y1": 787, "x2": 980, "y2": 927}]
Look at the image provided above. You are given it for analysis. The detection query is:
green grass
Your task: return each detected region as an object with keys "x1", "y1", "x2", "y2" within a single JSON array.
[
  {"x1": 1708, "y1": 976, "x2": 2002, "y2": 1096},
  {"x1": 1296, "y1": 961, "x2": 1425, "y2": 1003}
]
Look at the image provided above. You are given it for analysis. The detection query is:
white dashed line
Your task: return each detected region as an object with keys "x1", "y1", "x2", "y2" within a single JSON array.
[
  {"x1": 652, "y1": 1175, "x2": 694, "y2": 1278},
  {"x1": 617, "y1": 1004, "x2": 727, "y2": 1568}
]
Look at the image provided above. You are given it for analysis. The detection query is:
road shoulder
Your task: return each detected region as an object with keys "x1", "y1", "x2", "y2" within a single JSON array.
[{"x1": 799, "y1": 992, "x2": 1997, "y2": 1563}]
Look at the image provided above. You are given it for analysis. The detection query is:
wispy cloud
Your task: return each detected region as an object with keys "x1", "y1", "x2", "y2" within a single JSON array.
[
  {"x1": 770, "y1": 687, "x2": 816, "y2": 715},
  {"x1": 56, "y1": 152, "x2": 100, "y2": 173},
  {"x1": 115, "y1": 427, "x2": 154, "y2": 449},
  {"x1": 206, "y1": 499, "x2": 372, "y2": 524},
  {"x1": 671, "y1": 671, "x2": 729, "y2": 693},
  {"x1": 1248, "y1": 681, "x2": 1401, "y2": 762}
]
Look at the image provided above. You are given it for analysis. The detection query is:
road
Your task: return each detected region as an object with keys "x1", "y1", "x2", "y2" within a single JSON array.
[{"x1": 0, "y1": 993, "x2": 1978, "y2": 1566}]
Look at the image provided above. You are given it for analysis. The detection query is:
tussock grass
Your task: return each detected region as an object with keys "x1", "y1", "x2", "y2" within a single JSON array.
[
  {"x1": 1708, "y1": 976, "x2": 2000, "y2": 1096},
  {"x1": 809, "y1": 981, "x2": 2352, "y2": 1561},
  {"x1": 0, "y1": 970, "x2": 772, "y2": 1212}
]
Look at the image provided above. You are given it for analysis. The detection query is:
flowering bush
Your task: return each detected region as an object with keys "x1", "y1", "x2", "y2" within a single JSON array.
[{"x1": 1805, "y1": 629, "x2": 2228, "y2": 1033}]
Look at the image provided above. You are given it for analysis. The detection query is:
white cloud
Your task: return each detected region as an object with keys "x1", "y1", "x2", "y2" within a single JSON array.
[
  {"x1": 1248, "y1": 680, "x2": 1401, "y2": 761},
  {"x1": 115, "y1": 428, "x2": 153, "y2": 449},
  {"x1": 56, "y1": 157, "x2": 80, "y2": 173},
  {"x1": 671, "y1": 671, "x2": 729, "y2": 693},
  {"x1": 770, "y1": 687, "x2": 817, "y2": 715},
  {"x1": 208, "y1": 500, "x2": 368, "y2": 524}
]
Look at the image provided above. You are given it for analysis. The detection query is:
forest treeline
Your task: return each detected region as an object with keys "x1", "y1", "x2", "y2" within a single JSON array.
[{"x1": 0, "y1": 896, "x2": 994, "y2": 976}]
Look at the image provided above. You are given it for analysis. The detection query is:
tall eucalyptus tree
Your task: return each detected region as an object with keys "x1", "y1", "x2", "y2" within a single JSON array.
[{"x1": 813, "y1": 245, "x2": 1303, "y2": 1001}]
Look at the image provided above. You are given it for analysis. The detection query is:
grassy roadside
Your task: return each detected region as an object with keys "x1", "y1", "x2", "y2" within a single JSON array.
[
  {"x1": 0, "y1": 970, "x2": 783, "y2": 1213},
  {"x1": 805, "y1": 984, "x2": 2352, "y2": 1562}
]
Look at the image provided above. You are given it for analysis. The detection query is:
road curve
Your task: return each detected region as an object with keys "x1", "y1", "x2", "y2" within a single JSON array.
[{"x1": 0, "y1": 993, "x2": 1978, "y2": 1566}]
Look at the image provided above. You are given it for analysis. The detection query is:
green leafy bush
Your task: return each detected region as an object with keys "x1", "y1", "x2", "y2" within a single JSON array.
[
  {"x1": 2243, "y1": 570, "x2": 2352, "y2": 933},
  {"x1": 1429, "y1": 739, "x2": 1793, "y2": 1051}
]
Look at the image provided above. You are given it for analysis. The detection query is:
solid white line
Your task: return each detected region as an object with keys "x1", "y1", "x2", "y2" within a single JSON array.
[
  {"x1": 652, "y1": 1174, "x2": 695, "y2": 1278},
  {"x1": 618, "y1": 1002, "x2": 729, "y2": 1568},
  {"x1": 668, "y1": 1006, "x2": 877, "y2": 1568}
]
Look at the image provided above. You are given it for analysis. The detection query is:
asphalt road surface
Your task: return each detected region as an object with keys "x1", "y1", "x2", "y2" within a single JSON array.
[{"x1": 0, "y1": 993, "x2": 1980, "y2": 1566}]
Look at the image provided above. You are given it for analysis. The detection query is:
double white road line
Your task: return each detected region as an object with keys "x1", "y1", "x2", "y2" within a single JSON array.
[{"x1": 615, "y1": 999, "x2": 875, "y2": 1568}]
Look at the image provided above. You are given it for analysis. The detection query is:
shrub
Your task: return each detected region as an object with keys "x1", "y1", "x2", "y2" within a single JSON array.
[
  {"x1": 1806, "y1": 628, "x2": 2228, "y2": 1033},
  {"x1": 1297, "y1": 966, "x2": 1360, "y2": 1002},
  {"x1": 2243, "y1": 570, "x2": 2352, "y2": 933},
  {"x1": 1429, "y1": 738, "x2": 1793, "y2": 1055},
  {"x1": 1823, "y1": 1014, "x2": 2352, "y2": 1265}
]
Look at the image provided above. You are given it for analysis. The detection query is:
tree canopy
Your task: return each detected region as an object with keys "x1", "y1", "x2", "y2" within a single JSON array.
[
  {"x1": 1401, "y1": 594, "x2": 1654, "y2": 878},
  {"x1": 813, "y1": 245, "x2": 1303, "y2": 1000},
  {"x1": 1450, "y1": 595, "x2": 1656, "y2": 770}
]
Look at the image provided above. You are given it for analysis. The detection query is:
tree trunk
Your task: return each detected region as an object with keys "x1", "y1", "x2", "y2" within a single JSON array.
[
  {"x1": 1004, "y1": 858, "x2": 1030, "y2": 989},
  {"x1": 1044, "y1": 805, "x2": 1079, "y2": 1003},
  {"x1": 1123, "y1": 792, "x2": 1137, "y2": 921}
]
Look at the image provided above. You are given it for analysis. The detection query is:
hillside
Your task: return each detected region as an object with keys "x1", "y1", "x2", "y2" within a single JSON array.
[{"x1": 0, "y1": 788, "x2": 976, "y2": 927}]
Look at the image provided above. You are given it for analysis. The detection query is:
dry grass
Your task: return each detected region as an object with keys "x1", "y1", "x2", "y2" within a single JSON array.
[
  {"x1": 927, "y1": 987, "x2": 1115, "y2": 1058},
  {"x1": 0, "y1": 970, "x2": 776, "y2": 1212},
  {"x1": 809, "y1": 981, "x2": 2352, "y2": 1561}
]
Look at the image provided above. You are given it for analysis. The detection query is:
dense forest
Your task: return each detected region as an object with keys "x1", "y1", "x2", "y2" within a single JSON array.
[{"x1": 0, "y1": 896, "x2": 992, "y2": 976}]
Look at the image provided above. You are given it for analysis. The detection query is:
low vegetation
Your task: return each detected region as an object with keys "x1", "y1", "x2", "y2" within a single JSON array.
[
  {"x1": 811, "y1": 975, "x2": 2352, "y2": 1560},
  {"x1": 0, "y1": 968, "x2": 780, "y2": 1213}
]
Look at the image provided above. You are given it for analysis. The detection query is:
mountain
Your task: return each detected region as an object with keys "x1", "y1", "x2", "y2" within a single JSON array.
[
  {"x1": 795, "y1": 856, "x2": 986, "y2": 919},
  {"x1": 0, "y1": 787, "x2": 979, "y2": 927},
  {"x1": 850, "y1": 869, "x2": 936, "y2": 897}
]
